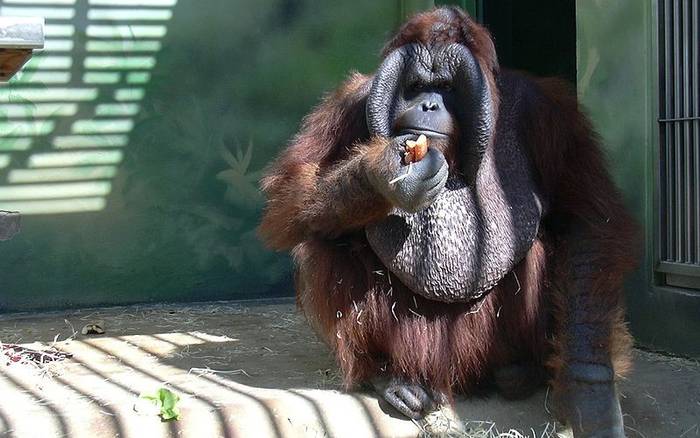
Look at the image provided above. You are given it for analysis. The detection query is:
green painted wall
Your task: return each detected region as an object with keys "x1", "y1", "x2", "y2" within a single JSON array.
[
  {"x1": 576, "y1": 0, "x2": 700, "y2": 357},
  {"x1": 0, "y1": 0, "x2": 398, "y2": 311}
]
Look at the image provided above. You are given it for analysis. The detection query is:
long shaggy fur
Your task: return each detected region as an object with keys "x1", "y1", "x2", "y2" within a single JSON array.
[
  {"x1": 293, "y1": 237, "x2": 549, "y2": 399},
  {"x1": 259, "y1": 6, "x2": 637, "y2": 402}
]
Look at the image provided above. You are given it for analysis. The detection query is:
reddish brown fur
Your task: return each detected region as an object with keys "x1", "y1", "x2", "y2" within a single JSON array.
[
  {"x1": 259, "y1": 74, "x2": 388, "y2": 247},
  {"x1": 293, "y1": 237, "x2": 549, "y2": 398},
  {"x1": 259, "y1": 7, "x2": 637, "y2": 402},
  {"x1": 383, "y1": 7, "x2": 499, "y2": 77},
  {"x1": 523, "y1": 78, "x2": 637, "y2": 382}
]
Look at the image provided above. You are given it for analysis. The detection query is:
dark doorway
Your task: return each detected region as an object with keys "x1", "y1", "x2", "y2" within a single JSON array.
[{"x1": 481, "y1": 0, "x2": 577, "y2": 85}]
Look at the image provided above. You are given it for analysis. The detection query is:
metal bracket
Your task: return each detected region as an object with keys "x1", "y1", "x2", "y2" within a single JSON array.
[{"x1": 0, "y1": 16, "x2": 45, "y2": 82}]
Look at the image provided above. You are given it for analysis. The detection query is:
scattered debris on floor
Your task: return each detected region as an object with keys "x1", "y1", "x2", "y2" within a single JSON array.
[
  {"x1": 0, "y1": 342, "x2": 72, "y2": 365},
  {"x1": 188, "y1": 366, "x2": 251, "y2": 378},
  {"x1": 417, "y1": 408, "x2": 564, "y2": 438}
]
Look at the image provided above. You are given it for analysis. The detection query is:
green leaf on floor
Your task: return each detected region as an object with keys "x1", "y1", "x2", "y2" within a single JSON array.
[{"x1": 139, "y1": 387, "x2": 181, "y2": 421}]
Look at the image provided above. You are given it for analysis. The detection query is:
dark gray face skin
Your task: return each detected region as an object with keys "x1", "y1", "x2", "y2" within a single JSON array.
[
  {"x1": 393, "y1": 90, "x2": 454, "y2": 139},
  {"x1": 365, "y1": 43, "x2": 544, "y2": 303}
]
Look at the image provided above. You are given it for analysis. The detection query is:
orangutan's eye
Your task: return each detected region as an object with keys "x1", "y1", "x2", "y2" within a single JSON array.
[{"x1": 410, "y1": 82, "x2": 425, "y2": 92}]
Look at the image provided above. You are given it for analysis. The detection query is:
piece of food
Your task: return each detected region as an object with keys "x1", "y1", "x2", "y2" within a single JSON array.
[
  {"x1": 403, "y1": 134, "x2": 429, "y2": 164},
  {"x1": 81, "y1": 321, "x2": 105, "y2": 335}
]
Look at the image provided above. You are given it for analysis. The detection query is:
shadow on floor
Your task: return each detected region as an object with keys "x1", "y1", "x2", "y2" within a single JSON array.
[{"x1": 0, "y1": 301, "x2": 698, "y2": 437}]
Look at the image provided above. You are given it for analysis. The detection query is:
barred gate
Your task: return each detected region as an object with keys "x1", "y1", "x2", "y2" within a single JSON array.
[{"x1": 658, "y1": 0, "x2": 700, "y2": 290}]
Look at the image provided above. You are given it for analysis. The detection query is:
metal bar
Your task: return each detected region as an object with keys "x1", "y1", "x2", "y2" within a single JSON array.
[
  {"x1": 659, "y1": 0, "x2": 668, "y2": 261},
  {"x1": 673, "y1": 0, "x2": 683, "y2": 262},
  {"x1": 690, "y1": 0, "x2": 700, "y2": 264},
  {"x1": 683, "y1": 0, "x2": 692, "y2": 263},
  {"x1": 664, "y1": 0, "x2": 674, "y2": 262},
  {"x1": 658, "y1": 116, "x2": 700, "y2": 122},
  {"x1": 666, "y1": 0, "x2": 676, "y2": 262}
]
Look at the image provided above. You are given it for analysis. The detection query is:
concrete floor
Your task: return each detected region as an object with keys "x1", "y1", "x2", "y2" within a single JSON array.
[{"x1": 0, "y1": 300, "x2": 698, "y2": 438}]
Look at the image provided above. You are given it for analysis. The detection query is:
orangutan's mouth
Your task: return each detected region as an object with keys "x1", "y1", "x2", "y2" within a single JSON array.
[{"x1": 398, "y1": 127, "x2": 450, "y2": 139}]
